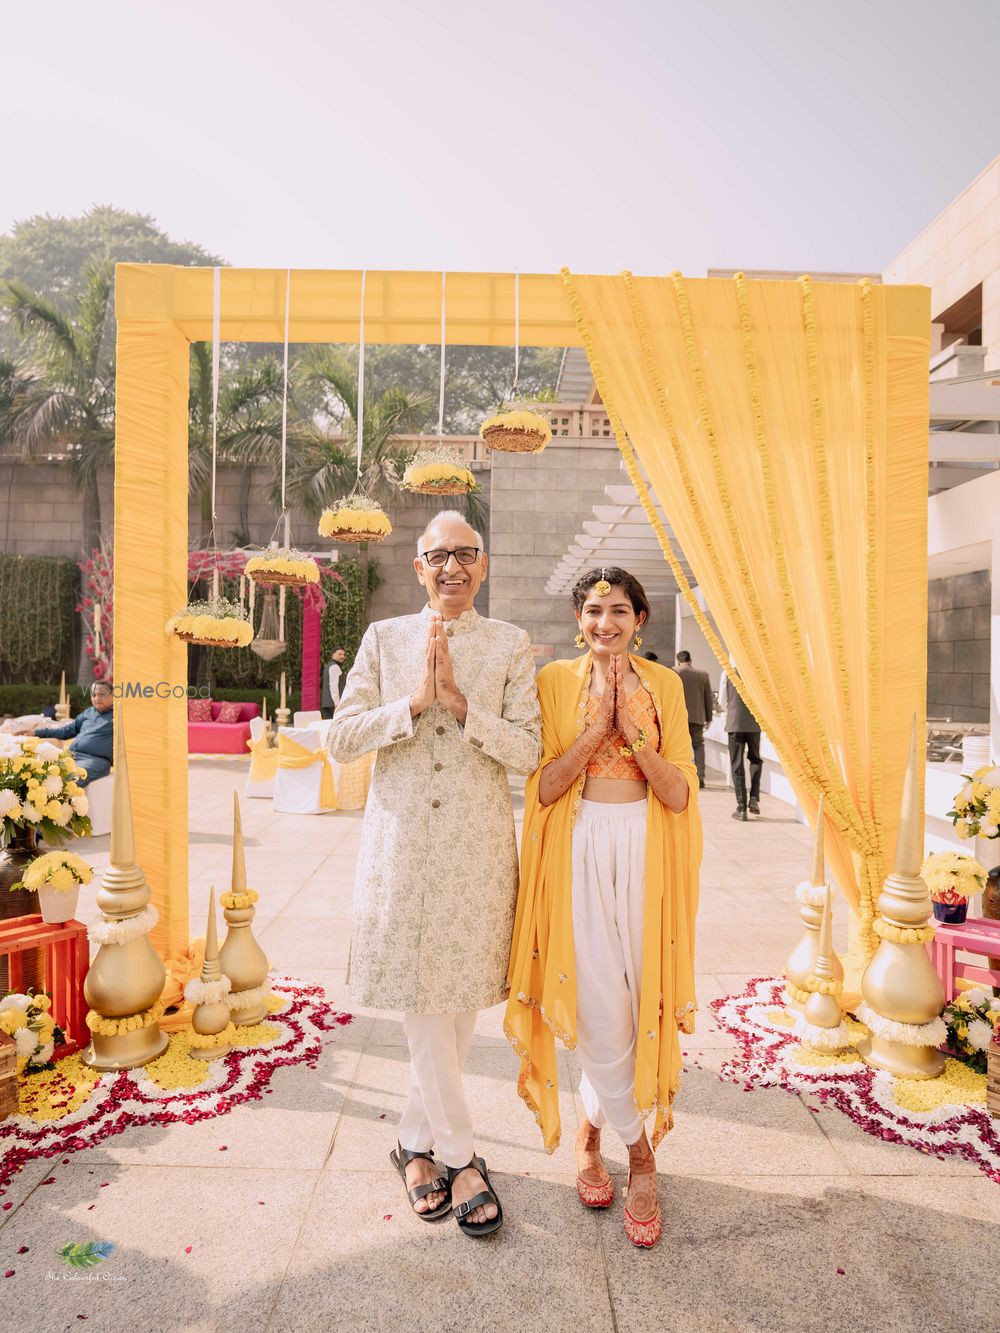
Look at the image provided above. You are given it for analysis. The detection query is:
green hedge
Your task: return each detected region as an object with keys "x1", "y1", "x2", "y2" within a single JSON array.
[
  {"x1": 0, "y1": 555, "x2": 80, "y2": 686},
  {"x1": 0, "y1": 684, "x2": 91, "y2": 717}
]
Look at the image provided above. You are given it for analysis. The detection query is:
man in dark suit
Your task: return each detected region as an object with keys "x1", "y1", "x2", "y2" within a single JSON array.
[
  {"x1": 720, "y1": 667, "x2": 762, "y2": 821},
  {"x1": 673, "y1": 650, "x2": 714, "y2": 789}
]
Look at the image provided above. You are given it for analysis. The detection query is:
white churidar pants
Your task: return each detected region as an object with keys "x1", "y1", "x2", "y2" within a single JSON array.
[
  {"x1": 398, "y1": 1010, "x2": 477, "y2": 1168},
  {"x1": 572, "y1": 797, "x2": 647, "y2": 1146}
]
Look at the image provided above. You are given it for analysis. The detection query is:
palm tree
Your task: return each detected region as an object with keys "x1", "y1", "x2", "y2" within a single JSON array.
[
  {"x1": 0, "y1": 358, "x2": 40, "y2": 552},
  {"x1": 1, "y1": 261, "x2": 116, "y2": 561}
]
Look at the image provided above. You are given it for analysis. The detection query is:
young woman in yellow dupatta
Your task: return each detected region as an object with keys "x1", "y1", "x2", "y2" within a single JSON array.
[{"x1": 504, "y1": 567, "x2": 702, "y2": 1248}]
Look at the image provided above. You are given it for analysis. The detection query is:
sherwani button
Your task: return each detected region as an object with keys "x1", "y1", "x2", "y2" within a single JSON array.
[
  {"x1": 471, "y1": 738, "x2": 483, "y2": 748},
  {"x1": 434, "y1": 762, "x2": 443, "y2": 771},
  {"x1": 436, "y1": 725, "x2": 445, "y2": 735},
  {"x1": 431, "y1": 799, "x2": 441, "y2": 808}
]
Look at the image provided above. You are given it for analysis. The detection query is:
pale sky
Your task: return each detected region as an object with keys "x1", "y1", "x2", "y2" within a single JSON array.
[{"x1": 6, "y1": 0, "x2": 1000, "y2": 275}]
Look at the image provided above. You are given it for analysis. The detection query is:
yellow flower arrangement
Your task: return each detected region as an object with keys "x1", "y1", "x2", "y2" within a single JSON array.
[
  {"x1": 17, "y1": 850, "x2": 93, "y2": 893},
  {"x1": 921, "y1": 850, "x2": 987, "y2": 902},
  {"x1": 166, "y1": 597, "x2": 254, "y2": 649},
  {"x1": 244, "y1": 550, "x2": 320, "y2": 588},
  {"x1": 86, "y1": 999, "x2": 165, "y2": 1037},
  {"x1": 949, "y1": 767, "x2": 1000, "y2": 842},
  {"x1": 479, "y1": 408, "x2": 552, "y2": 454},
  {"x1": 318, "y1": 497, "x2": 392, "y2": 543},
  {"x1": 401, "y1": 447, "x2": 478, "y2": 495},
  {"x1": 0, "y1": 992, "x2": 64, "y2": 1072},
  {"x1": 0, "y1": 736, "x2": 93, "y2": 844}
]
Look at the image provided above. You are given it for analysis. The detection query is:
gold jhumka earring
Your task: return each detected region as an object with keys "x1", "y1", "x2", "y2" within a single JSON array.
[
  {"x1": 575, "y1": 632, "x2": 586, "y2": 649},
  {"x1": 632, "y1": 632, "x2": 643, "y2": 650}
]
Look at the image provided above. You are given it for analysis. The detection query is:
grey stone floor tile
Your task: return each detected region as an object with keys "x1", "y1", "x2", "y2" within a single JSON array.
[
  {"x1": 269, "y1": 1170, "x2": 614, "y2": 1333},
  {"x1": 599, "y1": 1174, "x2": 936, "y2": 1333},
  {"x1": 0, "y1": 1163, "x2": 317, "y2": 1333}
]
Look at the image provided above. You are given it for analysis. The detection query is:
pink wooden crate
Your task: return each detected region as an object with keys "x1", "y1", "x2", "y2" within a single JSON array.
[{"x1": 929, "y1": 916, "x2": 1000, "y2": 1002}]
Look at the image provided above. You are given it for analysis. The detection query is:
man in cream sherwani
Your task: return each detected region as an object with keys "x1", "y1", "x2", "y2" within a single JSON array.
[{"x1": 328, "y1": 511, "x2": 541, "y2": 1234}]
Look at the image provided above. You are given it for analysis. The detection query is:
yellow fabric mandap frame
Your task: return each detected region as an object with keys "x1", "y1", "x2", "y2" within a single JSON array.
[{"x1": 113, "y1": 264, "x2": 929, "y2": 969}]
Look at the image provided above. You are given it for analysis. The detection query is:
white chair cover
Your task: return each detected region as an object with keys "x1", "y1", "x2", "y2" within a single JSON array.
[
  {"x1": 245, "y1": 716, "x2": 276, "y2": 799},
  {"x1": 293, "y1": 710, "x2": 323, "y2": 728},
  {"x1": 85, "y1": 772, "x2": 114, "y2": 837},
  {"x1": 272, "y1": 726, "x2": 337, "y2": 815}
]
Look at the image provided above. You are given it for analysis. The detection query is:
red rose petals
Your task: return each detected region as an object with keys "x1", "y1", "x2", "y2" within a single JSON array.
[
  {"x1": 710, "y1": 977, "x2": 1000, "y2": 1186},
  {"x1": 836, "y1": 1268, "x2": 845, "y2": 1276},
  {"x1": 184, "y1": 1246, "x2": 192, "y2": 1254},
  {"x1": 16, "y1": 1247, "x2": 28, "y2": 1255},
  {"x1": 383, "y1": 1214, "x2": 392, "y2": 1221}
]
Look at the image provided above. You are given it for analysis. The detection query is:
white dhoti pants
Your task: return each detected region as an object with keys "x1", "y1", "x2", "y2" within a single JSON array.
[
  {"x1": 398, "y1": 1010, "x2": 477, "y2": 1169},
  {"x1": 572, "y1": 798, "x2": 647, "y2": 1146}
]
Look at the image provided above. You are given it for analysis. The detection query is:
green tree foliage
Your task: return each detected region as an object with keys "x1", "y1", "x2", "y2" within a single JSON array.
[{"x1": 0, "y1": 206, "x2": 222, "y2": 309}]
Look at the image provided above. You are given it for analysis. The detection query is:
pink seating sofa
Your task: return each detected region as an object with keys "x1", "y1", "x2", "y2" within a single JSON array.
[{"x1": 188, "y1": 702, "x2": 261, "y2": 755}]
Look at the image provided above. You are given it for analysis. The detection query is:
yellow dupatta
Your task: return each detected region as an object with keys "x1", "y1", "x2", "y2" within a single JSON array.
[{"x1": 503, "y1": 653, "x2": 702, "y2": 1151}]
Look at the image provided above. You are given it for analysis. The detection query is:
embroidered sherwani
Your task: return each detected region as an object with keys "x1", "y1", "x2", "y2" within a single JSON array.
[{"x1": 327, "y1": 606, "x2": 542, "y2": 1013}]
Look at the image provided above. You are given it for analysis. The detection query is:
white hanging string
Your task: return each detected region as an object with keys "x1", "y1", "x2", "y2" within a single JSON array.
[
  {"x1": 513, "y1": 270, "x2": 520, "y2": 397},
  {"x1": 437, "y1": 271, "x2": 446, "y2": 440},
  {"x1": 280, "y1": 268, "x2": 290, "y2": 515},
  {"x1": 211, "y1": 266, "x2": 221, "y2": 541},
  {"x1": 356, "y1": 270, "x2": 366, "y2": 482}
]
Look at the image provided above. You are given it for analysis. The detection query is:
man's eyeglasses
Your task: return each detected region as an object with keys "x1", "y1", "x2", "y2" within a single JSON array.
[{"x1": 419, "y1": 547, "x2": 482, "y2": 568}]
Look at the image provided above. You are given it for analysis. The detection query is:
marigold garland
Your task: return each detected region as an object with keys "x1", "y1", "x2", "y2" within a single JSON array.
[
  {"x1": 86, "y1": 999, "x2": 164, "y2": 1037},
  {"x1": 219, "y1": 889, "x2": 259, "y2": 910},
  {"x1": 872, "y1": 918, "x2": 935, "y2": 945},
  {"x1": 187, "y1": 1021, "x2": 237, "y2": 1050},
  {"x1": 802, "y1": 975, "x2": 843, "y2": 996}
]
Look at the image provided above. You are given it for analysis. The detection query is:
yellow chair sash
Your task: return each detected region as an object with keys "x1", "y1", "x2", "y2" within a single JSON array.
[
  {"x1": 276, "y1": 734, "x2": 338, "y2": 809},
  {"x1": 246, "y1": 735, "x2": 280, "y2": 784}
]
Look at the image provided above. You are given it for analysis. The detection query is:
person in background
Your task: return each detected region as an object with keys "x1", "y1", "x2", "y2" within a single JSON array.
[
  {"x1": 673, "y1": 650, "x2": 714, "y2": 790},
  {"x1": 33, "y1": 680, "x2": 114, "y2": 785},
  {"x1": 321, "y1": 646, "x2": 347, "y2": 719},
  {"x1": 642, "y1": 651, "x2": 659, "y2": 663},
  {"x1": 719, "y1": 667, "x2": 762, "y2": 821}
]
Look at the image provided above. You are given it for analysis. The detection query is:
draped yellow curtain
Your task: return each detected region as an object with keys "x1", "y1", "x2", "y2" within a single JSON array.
[
  {"x1": 114, "y1": 317, "x2": 191, "y2": 962},
  {"x1": 561, "y1": 271, "x2": 930, "y2": 960}
]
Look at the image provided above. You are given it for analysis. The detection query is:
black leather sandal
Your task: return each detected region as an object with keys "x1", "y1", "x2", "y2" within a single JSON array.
[
  {"x1": 449, "y1": 1155, "x2": 503, "y2": 1237},
  {"x1": 390, "y1": 1144, "x2": 452, "y2": 1222}
]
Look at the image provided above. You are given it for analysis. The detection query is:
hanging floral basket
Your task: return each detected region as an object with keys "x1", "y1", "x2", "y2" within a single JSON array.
[
  {"x1": 166, "y1": 598, "x2": 254, "y2": 649},
  {"x1": 318, "y1": 496, "x2": 392, "y2": 544},
  {"x1": 401, "y1": 447, "x2": 478, "y2": 496},
  {"x1": 479, "y1": 409, "x2": 552, "y2": 454},
  {"x1": 244, "y1": 549, "x2": 320, "y2": 589}
]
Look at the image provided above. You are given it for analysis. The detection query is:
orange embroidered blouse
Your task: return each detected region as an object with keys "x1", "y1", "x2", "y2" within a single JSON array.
[{"x1": 584, "y1": 685, "x2": 660, "y2": 780}]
